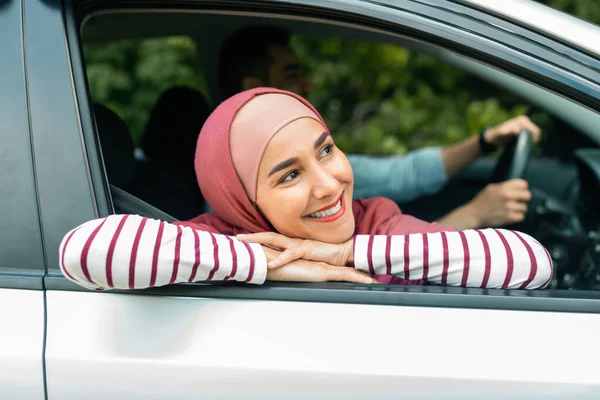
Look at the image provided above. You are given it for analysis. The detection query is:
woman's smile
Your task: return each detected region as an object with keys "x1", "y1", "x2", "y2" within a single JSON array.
[
  {"x1": 305, "y1": 192, "x2": 346, "y2": 222},
  {"x1": 256, "y1": 116, "x2": 355, "y2": 243}
]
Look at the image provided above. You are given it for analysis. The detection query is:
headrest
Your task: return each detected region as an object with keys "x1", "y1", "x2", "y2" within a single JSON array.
[
  {"x1": 94, "y1": 104, "x2": 136, "y2": 189},
  {"x1": 142, "y1": 86, "x2": 212, "y2": 168}
]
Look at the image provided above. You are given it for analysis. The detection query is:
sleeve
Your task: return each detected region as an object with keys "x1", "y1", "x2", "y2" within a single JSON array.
[
  {"x1": 348, "y1": 147, "x2": 448, "y2": 203},
  {"x1": 58, "y1": 214, "x2": 267, "y2": 291},
  {"x1": 353, "y1": 228, "x2": 553, "y2": 289}
]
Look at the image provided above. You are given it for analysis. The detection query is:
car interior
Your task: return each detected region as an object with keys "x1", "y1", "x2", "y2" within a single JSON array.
[{"x1": 81, "y1": 10, "x2": 600, "y2": 291}]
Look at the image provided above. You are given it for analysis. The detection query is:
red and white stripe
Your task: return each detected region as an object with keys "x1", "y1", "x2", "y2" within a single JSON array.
[
  {"x1": 59, "y1": 214, "x2": 267, "y2": 290},
  {"x1": 354, "y1": 228, "x2": 553, "y2": 289},
  {"x1": 60, "y1": 215, "x2": 553, "y2": 291}
]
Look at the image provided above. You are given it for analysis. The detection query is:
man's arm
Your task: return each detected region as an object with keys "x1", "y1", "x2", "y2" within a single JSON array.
[
  {"x1": 436, "y1": 116, "x2": 542, "y2": 230},
  {"x1": 440, "y1": 134, "x2": 481, "y2": 179},
  {"x1": 350, "y1": 116, "x2": 541, "y2": 204},
  {"x1": 436, "y1": 179, "x2": 532, "y2": 230},
  {"x1": 348, "y1": 147, "x2": 447, "y2": 203},
  {"x1": 441, "y1": 115, "x2": 541, "y2": 179}
]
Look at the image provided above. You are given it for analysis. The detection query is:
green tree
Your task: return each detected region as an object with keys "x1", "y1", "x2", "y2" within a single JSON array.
[
  {"x1": 292, "y1": 38, "x2": 536, "y2": 155},
  {"x1": 83, "y1": 0, "x2": 599, "y2": 154},
  {"x1": 85, "y1": 36, "x2": 207, "y2": 145},
  {"x1": 538, "y1": 0, "x2": 600, "y2": 24}
]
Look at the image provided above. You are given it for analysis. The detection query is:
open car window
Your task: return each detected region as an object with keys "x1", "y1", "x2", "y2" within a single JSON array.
[{"x1": 62, "y1": 4, "x2": 600, "y2": 310}]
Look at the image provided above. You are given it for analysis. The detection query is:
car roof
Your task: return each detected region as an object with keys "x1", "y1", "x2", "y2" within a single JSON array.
[{"x1": 455, "y1": 0, "x2": 600, "y2": 57}]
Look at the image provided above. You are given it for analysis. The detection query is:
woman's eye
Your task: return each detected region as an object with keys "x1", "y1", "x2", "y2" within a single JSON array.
[
  {"x1": 320, "y1": 144, "x2": 333, "y2": 158},
  {"x1": 281, "y1": 170, "x2": 299, "y2": 183}
]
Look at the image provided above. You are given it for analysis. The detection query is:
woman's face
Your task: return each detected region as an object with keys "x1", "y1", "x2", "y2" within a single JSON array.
[{"x1": 255, "y1": 118, "x2": 355, "y2": 243}]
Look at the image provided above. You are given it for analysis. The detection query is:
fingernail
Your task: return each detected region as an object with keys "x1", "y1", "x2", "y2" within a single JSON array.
[
  {"x1": 365, "y1": 277, "x2": 373, "y2": 284},
  {"x1": 267, "y1": 261, "x2": 274, "y2": 268}
]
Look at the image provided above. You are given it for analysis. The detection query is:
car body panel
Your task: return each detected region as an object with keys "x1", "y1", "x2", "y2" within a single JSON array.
[
  {"x1": 0, "y1": 0, "x2": 46, "y2": 286},
  {"x1": 46, "y1": 291, "x2": 600, "y2": 399},
  {"x1": 3, "y1": 0, "x2": 597, "y2": 398},
  {"x1": 23, "y1": 0, "x2": 105, "y2": 273},
  {"x1": 0, "y1": 0, "x2": 46, "y2": 395},
  {"x1": 0, "y1": 289, "x2": 46, "y2": 400}
]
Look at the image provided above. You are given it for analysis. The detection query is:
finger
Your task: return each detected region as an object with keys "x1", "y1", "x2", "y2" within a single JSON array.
[
  {"x1": 237, "y1": 232, "x2": 296, "y2": 249},
  {"x1": 268, "y1": 244, "x2": 311, "y2": 269},
  {"x1": 507, "y1": 188, "x2": 532, "y2": 202},
  {"x1": 266, "y1": 263, "x2": 324, "y2": 282},
  {"x1": 263, "y1": 243, "x2": 285, "y2": 251},
  {"x1": 328, "y1": 267, "x2": 375, "y2": 284},
  {"x1": 497, "y1": 121, "x2": 523, "y2": 137},
  {"x1": 507, "y1": 211, "x2": 526, "y2": 223},
  {"x1": 504, "y1": 178, "x2": 528, "y2": 189},
  {"x1": 505, "y1": 116, "x2": 540, "y2": 143},
  {"x1": 507, "y1": 201, "x2": 528, "y2": 213},
  {"x1": 520, "y1": 118, "x2": 542, "y2": 143},
  {"x1": 504, "y1": 123, "x2": 521, "y2": 136}
]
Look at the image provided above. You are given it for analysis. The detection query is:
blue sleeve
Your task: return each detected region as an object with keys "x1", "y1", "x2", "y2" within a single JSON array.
[{"x1": 348, "y1": 147, "x2": 448, "y2": 203}]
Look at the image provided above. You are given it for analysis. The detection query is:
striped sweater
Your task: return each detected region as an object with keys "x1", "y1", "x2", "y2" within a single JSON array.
[{"x1": 59, "y1": 214, "x2": 553, "y2": 290}]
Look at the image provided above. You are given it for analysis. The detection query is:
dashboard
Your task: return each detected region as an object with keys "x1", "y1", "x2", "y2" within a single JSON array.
[{"x1": 532, "y1": 149, "x2": 600, "y2": 290}]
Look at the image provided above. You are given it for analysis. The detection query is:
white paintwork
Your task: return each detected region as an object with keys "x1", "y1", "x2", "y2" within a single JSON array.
[
  {"x1": 46, "y1": 2, "x2": 600, "y2": 399},
  {"x1": 460, "y1": 0, "x2": 600, "y2": 56},
  {"x1": 46, "y1": 291, "x2": 600, "y2": 399},
  {"x1": 0, "y1": 289, "x2": 46, "y2": 400}
]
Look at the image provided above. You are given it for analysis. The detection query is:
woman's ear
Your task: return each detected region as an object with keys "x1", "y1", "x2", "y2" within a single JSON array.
[{"x1": 242, "y1": 76, "x2": 266, "y2": 91}]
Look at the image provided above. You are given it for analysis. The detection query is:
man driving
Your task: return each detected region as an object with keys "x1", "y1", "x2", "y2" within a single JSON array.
[{"x1": 218, "y1": 26, "x2": 541, "y2": 230}]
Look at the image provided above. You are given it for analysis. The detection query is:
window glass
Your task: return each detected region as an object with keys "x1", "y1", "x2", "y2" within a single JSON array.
[
  {"x1": 85, "y1": 36, "x2": 208, "y2": 145},
  {"x1": 78, "y1": 12, "x2": 600, "y2": 293},
  {"x1": 291, "y1": 37, "x2": 576, "y2": 159},
  {"x1": 290, "y1": 36, "x2": 599, "y2": 291}
]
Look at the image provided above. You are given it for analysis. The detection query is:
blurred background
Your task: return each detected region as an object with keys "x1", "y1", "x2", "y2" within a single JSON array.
[{"x1": 83, "y1": 0, "x2": 599, "y2": 157}]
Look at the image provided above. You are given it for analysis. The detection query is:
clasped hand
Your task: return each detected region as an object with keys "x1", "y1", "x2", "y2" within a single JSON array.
[{"x1": 236, "y1": 232, "x2": 377, "y2": 284}]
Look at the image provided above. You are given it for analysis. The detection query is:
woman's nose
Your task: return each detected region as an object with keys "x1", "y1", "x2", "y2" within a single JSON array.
[{"x1": 311, "y1": 165, "x2": 339, "y2": 200}]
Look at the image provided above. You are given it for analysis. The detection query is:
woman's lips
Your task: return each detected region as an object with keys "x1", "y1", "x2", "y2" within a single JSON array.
[
  {"x1": 305, "y1": 193, "x2": 346, "y2": 223},
  {"x1": 314, "y1": 193, "x2": 343, "y2": 212}
]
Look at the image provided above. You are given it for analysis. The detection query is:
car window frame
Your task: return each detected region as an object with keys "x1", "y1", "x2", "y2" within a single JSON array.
[
  {"x1": 56, "y1": 0, "x2": 600, "y2": 313},
  {"x1": 0, "y1": 0, "x2": 46, "y2": 290}
]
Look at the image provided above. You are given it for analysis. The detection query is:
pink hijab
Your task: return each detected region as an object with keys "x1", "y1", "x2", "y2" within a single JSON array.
[{"x1": 178, "y1": 88, "x2": 449, "y2": 283}]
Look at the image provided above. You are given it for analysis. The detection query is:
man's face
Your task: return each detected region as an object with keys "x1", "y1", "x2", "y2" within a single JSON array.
[{"x1": 266, "y1": 45, "x2": 314, "y2": 98}]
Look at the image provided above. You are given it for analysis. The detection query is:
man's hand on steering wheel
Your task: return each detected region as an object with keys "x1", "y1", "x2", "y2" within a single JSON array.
[
  {"x1": 470, "y1": 115, "x2": 541, "y2": 228},
  {"x1": 437, "y1": 115, "x2": 542, "y2": 230},
  {"x1": 484, "y1": 115, "x2": 541, "y2": 147},
  {"x1": 465, "y1": 179, "x2": 532, "y2": 227}
]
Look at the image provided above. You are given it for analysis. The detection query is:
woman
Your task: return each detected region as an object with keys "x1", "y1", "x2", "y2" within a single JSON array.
[{"x1": 60, "y1": 88, "x2": 552, "y2": 290}]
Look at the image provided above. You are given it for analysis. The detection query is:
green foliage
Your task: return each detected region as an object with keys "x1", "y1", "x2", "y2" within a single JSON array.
[
  {"x1": 538, "y1": 0, "x2": 600, "y2": 24},
  {"x1": 292, "y1": 38, "x2": 536, "y2": 155},
  {"x1": 83, "y1": 1, "x2": 599, "y2": 152},
  {"x1": 84, "y1": 37, "x2": 208, "y2": 145}
]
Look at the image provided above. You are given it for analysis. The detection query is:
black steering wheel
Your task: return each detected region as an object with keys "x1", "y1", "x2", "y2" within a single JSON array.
[{"x1": 490, "y1": 129, "x2": 534, "y2": 182}]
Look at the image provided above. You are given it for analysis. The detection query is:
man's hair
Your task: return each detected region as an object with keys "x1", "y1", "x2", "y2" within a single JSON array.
[{"x1": 219, "y1": 26, "x2": 291, "y2": 97}]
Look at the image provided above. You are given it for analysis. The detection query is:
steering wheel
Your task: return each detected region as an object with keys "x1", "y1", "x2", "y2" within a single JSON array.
[{"x1": 490, "y1": 129, "x2": 534, "y2": 182}]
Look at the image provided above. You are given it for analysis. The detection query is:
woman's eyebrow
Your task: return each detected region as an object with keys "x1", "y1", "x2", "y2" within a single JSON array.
[
  {"x1": 314, "y1": 131, "x2": 330, "y2": 149},
  {"x1": 268, "y1": 157, "x2": 299, "y2": 178}
]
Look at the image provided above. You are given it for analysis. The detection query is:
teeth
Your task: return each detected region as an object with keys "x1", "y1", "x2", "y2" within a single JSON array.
[{"x1": 308, "y1": 200, "x2": 342, "y2": 218}]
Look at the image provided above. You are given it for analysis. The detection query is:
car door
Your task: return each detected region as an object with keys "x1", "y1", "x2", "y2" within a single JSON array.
[
  {"x1": 38, "y1": 0, "x2": 600, "y2": 399},
  {"x1": 0, "y1": 0, "x2": 47, "y2": 398}
]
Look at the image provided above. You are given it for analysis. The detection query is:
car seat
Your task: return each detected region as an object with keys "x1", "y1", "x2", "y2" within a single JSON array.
[
  {"x1": 94, "y1": 104, "x2": 136, "y2": 191},
  {"x1": 132, "y1": 86, "x2": 212, "y2": 220}
]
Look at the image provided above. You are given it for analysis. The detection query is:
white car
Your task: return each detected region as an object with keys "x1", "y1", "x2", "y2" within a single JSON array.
[{"x1": 2, "y1": 0, "x2": 600, "y2": 399}]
